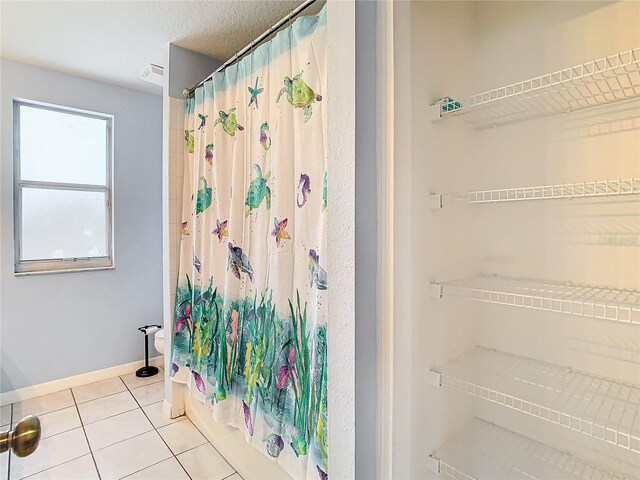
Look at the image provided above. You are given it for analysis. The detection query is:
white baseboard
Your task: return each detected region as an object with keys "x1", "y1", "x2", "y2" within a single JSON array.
[{"x1": 0, "y1": 356, "x2": 164, "y2": 406}]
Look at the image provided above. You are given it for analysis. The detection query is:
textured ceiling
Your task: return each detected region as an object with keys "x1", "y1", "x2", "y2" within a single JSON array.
[{"x1": 0, "y1": 1, "x2": 324, "y2": 95}]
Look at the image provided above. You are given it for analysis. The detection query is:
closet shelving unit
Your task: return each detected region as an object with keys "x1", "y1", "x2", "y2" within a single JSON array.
[{"x1": 426, "y1": 47, "x2": 640, "y2": 480}]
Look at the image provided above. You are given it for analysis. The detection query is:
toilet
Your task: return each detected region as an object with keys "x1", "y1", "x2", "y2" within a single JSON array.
[{"x1": 154, "y1": 328, "x2": 165, "y2": 354}]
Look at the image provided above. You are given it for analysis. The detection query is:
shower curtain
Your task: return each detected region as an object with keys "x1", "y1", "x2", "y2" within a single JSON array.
[{"x1": 171, "y1": 7, "x2": 327, "y2": 480}]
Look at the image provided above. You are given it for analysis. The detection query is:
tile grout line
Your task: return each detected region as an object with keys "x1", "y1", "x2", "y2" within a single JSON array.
[
  {"x1": 20, "y1": 404, "x2": 140, "y2": 440},
  {"x1": 121, "y1": 374, "x2": 193, "y2": 480},
  {"x1": 80, "y1": 406, "x2": 141, "y2": 428},
  {"x1": 69, "y1": 389, "x2": 102, "y2": 480},
  {"x1": 181, "y1": 410, "x2": 239, "y2": 476},
  {"x1": 75, "y1": 388, "x2": 129, "y2": 406},
  {"x1": 74, "y1": 374, "x2": 162, "y2": 406},
  {"x1": 17, "y1": 443, "x2": 88, "y2": 480},
  {"x1": 172, "y1": 439, "x2": 210, "y2": 457},
  {"x1": 11, "y1": 397, "x2": 76, "y2": 423},
  {"x1": 118, "y1": 457, "x2": 177, "y2": 480},
  {"x1": 92, "y1": 428, "x2": 154, "y2": 454},
  {"x1": 18, "y1": 451, "x2": 91, "y2": 480},
  {"x1": 172, "y1": 440, "x2": 243, "y2": 480}
]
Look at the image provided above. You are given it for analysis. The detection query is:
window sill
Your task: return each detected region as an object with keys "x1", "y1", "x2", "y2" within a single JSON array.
[{"x1": 14, "y1": 264, "x2": 114, "y2": 277}]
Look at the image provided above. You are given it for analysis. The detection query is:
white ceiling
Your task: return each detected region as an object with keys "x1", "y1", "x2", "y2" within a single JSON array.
[{"x1": 0, "y1": 1, "x2": 322, "y2": 95}]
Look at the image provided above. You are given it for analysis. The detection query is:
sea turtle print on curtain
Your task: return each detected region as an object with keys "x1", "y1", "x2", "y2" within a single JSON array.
[{"x1": 171, "y1": 7, "x2": 327, "y2": 480}]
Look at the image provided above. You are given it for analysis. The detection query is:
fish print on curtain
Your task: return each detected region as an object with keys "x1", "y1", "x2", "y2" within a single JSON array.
[{"x1": 171, "y1": 7, "x2": 328, "y2": 480}]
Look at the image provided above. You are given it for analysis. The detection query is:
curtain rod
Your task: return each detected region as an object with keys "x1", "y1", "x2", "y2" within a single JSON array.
[{"x1": 183, "y1": 0, "x2": 318, "y2": 98}]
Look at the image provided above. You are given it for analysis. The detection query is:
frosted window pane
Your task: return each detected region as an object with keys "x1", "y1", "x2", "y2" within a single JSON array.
[
  {"x1": 19, "y1": 105, "x2": 107, "y2": 185},
  {"x1": 21, "y1": 188, "x2": 108, "y2": 260}
]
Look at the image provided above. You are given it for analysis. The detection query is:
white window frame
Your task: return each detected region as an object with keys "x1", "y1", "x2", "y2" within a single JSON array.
[{"x1": 13, "y1": 98, "x2": 115, "y2": 275}]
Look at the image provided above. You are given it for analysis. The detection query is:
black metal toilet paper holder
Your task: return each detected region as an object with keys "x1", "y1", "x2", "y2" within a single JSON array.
[{"x1": 136, "y1": 324, "x2": 162, "y2": 378}]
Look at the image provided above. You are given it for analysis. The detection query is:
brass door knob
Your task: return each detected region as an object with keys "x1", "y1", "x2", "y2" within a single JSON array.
[{"x1": 0, "y1": 415, "x2": 41, "y2": 457}]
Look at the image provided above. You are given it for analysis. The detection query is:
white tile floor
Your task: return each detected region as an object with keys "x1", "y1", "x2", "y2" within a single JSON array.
[{"x1": 0, "y1": 369, "x2": 241, "y2": 480}]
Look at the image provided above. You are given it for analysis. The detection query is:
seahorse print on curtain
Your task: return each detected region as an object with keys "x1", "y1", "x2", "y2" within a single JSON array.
[{"x1": 171, "y1": 7, "x2": 328, "y2": 480}]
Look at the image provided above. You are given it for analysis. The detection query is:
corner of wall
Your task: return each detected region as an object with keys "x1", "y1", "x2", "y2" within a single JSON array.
[{"x1": 327, "y1": 1, "x2": 357, "y2": 478}]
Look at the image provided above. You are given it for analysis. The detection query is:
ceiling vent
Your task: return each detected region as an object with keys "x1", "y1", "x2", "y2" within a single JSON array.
[{"x1": 140, "y1": 64, "x2": 164, "y2": 86}]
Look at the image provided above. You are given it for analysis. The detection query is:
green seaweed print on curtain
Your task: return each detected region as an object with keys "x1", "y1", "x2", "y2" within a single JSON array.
[{"x1": 173, "y1": 282, "x2": 329, "y2": 479}]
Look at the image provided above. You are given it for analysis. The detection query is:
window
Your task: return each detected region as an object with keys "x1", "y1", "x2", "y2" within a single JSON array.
[{"x1": 13, "y1": 99, "x2": 113, "y2": 274}]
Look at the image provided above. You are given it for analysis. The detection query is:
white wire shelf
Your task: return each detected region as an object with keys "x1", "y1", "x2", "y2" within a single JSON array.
[
  {"x1": 429, "y1": 275, "x2": 640, "y2": 325},
  {"x1": 429, "y1": 48, "x2": 640, "y2": 129},
  {"x1": 428, "y1": 178, "x2": 640, "y2": 208},
  {"x1": 428, "y1": 347, "x2": 640, "y2": 453},
  {"x1": 429, "y1": 418, "x2": 626, "y2": 480}
]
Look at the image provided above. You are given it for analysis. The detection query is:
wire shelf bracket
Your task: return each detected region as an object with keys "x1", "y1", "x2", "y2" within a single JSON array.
[
  {"x1": 429, "y1": 348, "x2": 640, "y2": 453},
  {"x1": 427, "y1": 283, "x2": 444, "y2": 299},
  {"x1": 429, "y1": 178, "x2": 640, "y2": 208},
  {"x1": 428, "y1": 418, "x2": 627, "y2": 480},
  {"x1": 425, "y1": 455, "x2": 441, "y2": 475},
  {"x1": 427, "y1": 371, "x2": 442, "y2": 387},
  {"x1": 429, "y1": 48, "x2": 640, "y2": 128},
  {"x1": 431, "y1": 275, "x2": 640, "y2": 325}
]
